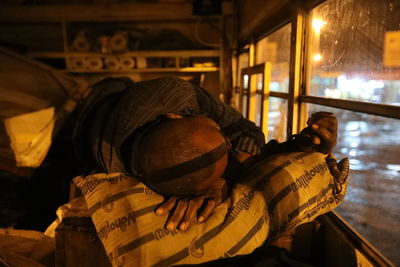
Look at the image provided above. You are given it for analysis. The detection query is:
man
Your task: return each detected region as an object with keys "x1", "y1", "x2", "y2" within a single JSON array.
[
  {"x1": 135, "y1": 116, "x2": 232, "y2": 232},
  {"x1": 73, "y1": 76, "x2": 337, "y2": 232},
  {"x1": 74, "y1": 76, "x2": 265, "y2": 173}
]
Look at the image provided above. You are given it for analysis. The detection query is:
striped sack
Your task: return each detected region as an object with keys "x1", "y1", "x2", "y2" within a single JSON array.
[{"x1": 73, "y1": 151, "x2": 349, "y2": 267}]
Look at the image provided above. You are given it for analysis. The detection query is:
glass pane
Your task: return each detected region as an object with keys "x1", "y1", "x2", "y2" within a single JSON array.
[
  {"x1": 307, "y1": 104, "x2": 400, "y2": 265},
  {"x1": 242, "y1": 93, "x2": 248, "y2": 118},
  {"x1": 308, "y1": 0, "x2": 400, "y2": 106},
  {"x1": 234, "y1": 53, "x2": 249, "y2": 113},
  {"x1": 256, "y1": 73, "x2": 263, "y2": 91},
  {"x1": 233, "y1": 86, "x2": 240, "y2": 112},
  {"x1": 239, "y1": 53, "x2": 249, "y2": 86},
  {"x1": 238, "y1": 75, "x2": 250, "y2": 117},
  {"x1": 255, "y1": 94, "x2": 262, "y2": 127},
  {"x1": 243, "y1": 74, "x2": 249, "y2": 89},
  {"x1": 255, "y1": 23, "x2": 291, "y2": 93},
  {"x1": 267, "y1": 97, "x2": 287, "y2": 142},
  {"x1": 254, "y1": 74, "x2": 263, "y2": 127}
]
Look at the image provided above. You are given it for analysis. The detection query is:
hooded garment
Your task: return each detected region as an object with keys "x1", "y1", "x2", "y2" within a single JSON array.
[{"x1": 73, "y1": 76, "x2": 265, "y2": 174}]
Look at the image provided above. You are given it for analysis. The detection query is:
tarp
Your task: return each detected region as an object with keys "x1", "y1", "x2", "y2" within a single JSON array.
[{"x1": 0, "y1": 47, "x2": 87, "y2": 175}]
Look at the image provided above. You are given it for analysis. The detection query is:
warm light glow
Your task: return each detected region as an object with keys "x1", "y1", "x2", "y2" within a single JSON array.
[
  {"x1": 243, "y1": 74, "x2": 249, "y2": 89},
  {"x1": 337, "y1": 75, "x2": 385, "y2": 101},
  {"x1": 324, "y1": 88, "x2": 341, "y2": 98},
  {"x1": 312, "y1": 19, "x2": 327, "y2": 34},
  {"x1": 313, "y1": 53, "x2": 322, "y2": 61}
]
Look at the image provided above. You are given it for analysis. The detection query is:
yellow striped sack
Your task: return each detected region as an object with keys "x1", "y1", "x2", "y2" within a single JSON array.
[{"x1": 73, "y1": 151, "x2": 349, "y2": 267}]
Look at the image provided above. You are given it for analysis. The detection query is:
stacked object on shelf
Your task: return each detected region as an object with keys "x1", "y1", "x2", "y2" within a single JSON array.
[
  {"x1": 110, "y1": 31, "x2": 129, "y2": 53},
  {"x1": 136, "y1": 57, "x2": 147, "y2": 69},
  {"x1": 119, "y1": 56, "x2": 136, "y2": 70},
  {"x1": 67, "y1": 57, "x2": 86, "y2": 70},
  {"x1": 70, "y1": 31, "x2": 91, "y2": 52},
  {"x1": 98, "y1": 36, "x2": 111, "y2": 54},
  {"x1": 85, "y1": 57, "x2": 103, "y2": 70},
  {"x1": 104, "y1": 56, "x2": 121, "y2": 70}
]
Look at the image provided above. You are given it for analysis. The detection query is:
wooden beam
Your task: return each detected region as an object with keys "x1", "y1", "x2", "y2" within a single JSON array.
[
  {"x1": 238, "y1": 0, "x2": 291, "y2": 47},
  {"x1": 300, "y1": 95, "x2": 400, "y2": 120},
  {"x1": 240, "y1": 63, "x2": 265, "y2": 75},
  {"x1": 324, "y1": 212, "x2": 394, "y2": 267},
  {"x1": 63, "y1": 67, "x2": 218, "y2": 74},
  {"x1": 28, "y1": 50, "x2": 220, "y2": 58},
  {"x1": 270, "y1": 91, "x2": 289, "y2": 99},
  {"x1": 247, "y1": 74, "x2": 257, "y2": 124},
  {"x1": 262, "y1": 62, "x2": 271, "y2": 138},
  {"x1": 287, "y1": 2, "x2": 306, "y2": 136},
  {"x1": 0, "y1": 2, "x2": 233, "y2": 22}
]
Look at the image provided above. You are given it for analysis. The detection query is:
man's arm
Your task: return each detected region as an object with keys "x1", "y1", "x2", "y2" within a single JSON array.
[
  {"x1": 255, "y1": 112, "x2": 338, "y2": 160},
  {"x1": 194, "y1": 85, "x2": 266, "y2": 156}
]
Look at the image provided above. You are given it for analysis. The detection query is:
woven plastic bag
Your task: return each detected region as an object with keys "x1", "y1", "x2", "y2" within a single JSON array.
[{"x1": 74, "y1": 151, "x2": 349, "y2": 267}]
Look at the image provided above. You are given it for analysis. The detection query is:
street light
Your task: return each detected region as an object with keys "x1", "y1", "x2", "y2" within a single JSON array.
[{"x1": 312, "y1": 18, "x2": 327, "y2": 34}]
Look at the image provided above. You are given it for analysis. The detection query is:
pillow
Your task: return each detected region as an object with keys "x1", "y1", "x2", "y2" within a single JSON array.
[{"x1": 73, "y1": 151, "x2": 349, "y2": 267}]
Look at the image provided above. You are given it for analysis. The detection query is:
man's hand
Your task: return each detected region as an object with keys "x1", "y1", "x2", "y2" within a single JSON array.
[
  {"x1": 155, "y1": 197, "x2": 219, "y2": 232},
  {"x1": 155, "y1": 178, "x2": 229, "y2": 232},
  {"x1": 234, "y1": 151, "x2": 252, "y2": 163},
  {"x1": 296, "y1": 112, "x2": 338, "y2": 154}
]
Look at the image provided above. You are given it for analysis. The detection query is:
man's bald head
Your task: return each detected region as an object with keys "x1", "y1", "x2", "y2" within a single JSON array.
[{"x1": 134, "y1": 117, "x2": 229, "y2": 196}]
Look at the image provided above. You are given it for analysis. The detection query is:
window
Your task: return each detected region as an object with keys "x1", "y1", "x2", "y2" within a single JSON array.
[
  {"x1": 268, "y1": 97, "x2": 288, "y2": 141},
  {"x1": 308, "y1": 0, "x2": 400, "y2": 106},
  {"x1": 256, "y1": 24, "x2": 291, "y2": 93},
  {"x1": 305, "y1": 0, "x2": 400, "y2": 264},
  {"x1": 238, "y1": 24, "x2": 292, "y2": 142},
  {"x1": 235, "y1": 52, "x2": 249, "y2": 116},
  {"x1": 236, "y1": 0, "x2": 400, "y2": 264}
]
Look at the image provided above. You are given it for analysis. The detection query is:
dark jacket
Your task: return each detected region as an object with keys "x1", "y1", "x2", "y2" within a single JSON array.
[{"x1": 73, "y1": 76, "x2": 265, "y2": 174}]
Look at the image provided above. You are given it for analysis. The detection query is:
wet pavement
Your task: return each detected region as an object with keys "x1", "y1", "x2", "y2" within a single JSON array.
[{"x1": 333, "y1": 116, "x2": 400, "y2": 265}]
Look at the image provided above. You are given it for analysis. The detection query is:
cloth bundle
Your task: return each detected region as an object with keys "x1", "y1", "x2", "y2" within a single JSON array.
[
  {"x1": 74, "y1": 151, "x2": 349, "y2": 267},
  {"x1": 0, "y1": 229, "x2": 55, "y2": 267}
]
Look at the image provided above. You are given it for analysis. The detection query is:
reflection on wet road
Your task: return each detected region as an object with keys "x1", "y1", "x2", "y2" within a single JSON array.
[{"x1": 333, "y1": 118, "x2": 400, "y2": 265}]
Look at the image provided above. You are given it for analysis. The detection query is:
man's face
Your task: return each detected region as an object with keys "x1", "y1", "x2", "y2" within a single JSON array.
[
  {"x1": 140, "y1": 114, "x2": 230, "y2": 199},
  {"x1": 164, "y1": 114, "x2": 230, "y2": 199},
  {"x1": 194, "y1": 175, "x2": 229, "y2": 202},
  {"x1": 189, "y1": 117, "x2": 230, "y2": 201}
]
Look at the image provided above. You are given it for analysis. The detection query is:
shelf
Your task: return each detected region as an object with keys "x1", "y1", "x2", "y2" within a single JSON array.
[
  {"x1": 28, "y1": 50, "x2": 221, "y2": 58},
  {"x1": 63, "y1": 67, "x2": 218, "y2": 74},
  {"x1": 0, "y1": 3, "x2": 233, "y2": 22},
  {"x1": 28, "y1": 50, "x2": 220, "y2": 74}
]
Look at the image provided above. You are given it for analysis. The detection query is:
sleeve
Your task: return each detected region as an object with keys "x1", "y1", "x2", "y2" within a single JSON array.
[
  {"x1": 194, "y1": 85, "x2": 265, "y2": 155},
  {"x1": 258, "y1": 134, "x2": 314, "y2": 160}
]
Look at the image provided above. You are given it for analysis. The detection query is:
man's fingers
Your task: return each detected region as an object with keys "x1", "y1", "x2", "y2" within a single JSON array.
[
  {"x1": 309, "y1": 116, "x2": 338, "y2": 133},
  {"x1": 303, "y1": 112, "x2": 338, "y2": 154},
  {"x1": 166, "y1": 198, "x2": 189, "y2": 231},
  {"x1": 198, "y1": 199, "x2": 217, "y2": 223},
  {"x1": 156, "y1": 196, "x2": 178, "y2": 215},
  {"x1": 312, "y1": 124, "x2": 336, "y2": 144},
  {"x1": 179, "y1": 198, "x2": 204, "y2": 231},
  {"x1": 312, "y1": 135, "x2": 321, "y2": 145},
  {"x1": 316, "y1": 119, "x2": 337, "y2": 133}
]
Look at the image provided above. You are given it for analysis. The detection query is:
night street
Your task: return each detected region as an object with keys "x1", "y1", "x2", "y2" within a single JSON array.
[{"x1": 334, "y1": 116, "x2": 400, "y2": 265}]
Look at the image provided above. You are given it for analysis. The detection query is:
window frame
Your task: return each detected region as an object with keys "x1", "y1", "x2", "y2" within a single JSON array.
[{"x1": 234, "y1": 1, "x2": 399, "y2": 265}]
